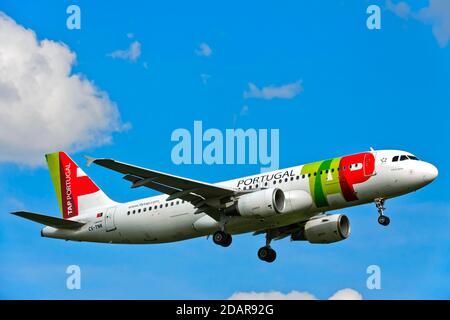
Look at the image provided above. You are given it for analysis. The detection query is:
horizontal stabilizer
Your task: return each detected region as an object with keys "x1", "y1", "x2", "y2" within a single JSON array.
[{"x1": 11, "y1": 211, "x2": 85, "y2": 230}]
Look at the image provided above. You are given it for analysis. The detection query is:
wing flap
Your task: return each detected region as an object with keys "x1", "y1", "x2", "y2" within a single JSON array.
[{"x1": 11, "y1": 211, "x2": 85, "y2": 229}]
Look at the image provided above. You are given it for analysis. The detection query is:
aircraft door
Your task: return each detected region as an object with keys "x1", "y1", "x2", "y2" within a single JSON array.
[
  {"x1": 364, "y1": 152, "x2": 376, "y2": 177},
  {"x1": 105, "y1": 207, "x2": 117, "y2": 232}
]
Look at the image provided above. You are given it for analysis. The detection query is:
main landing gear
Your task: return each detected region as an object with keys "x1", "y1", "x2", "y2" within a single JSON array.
[
  {"x1": 375, "y1": 198, "x2": 390, "y2": 226},
  {"x1": 213, "y1": 215, "x2": 232, "y2": 247},
  {"x1": 258, "y1": 232, "x2": 277, "y2": 263},
  {"x1": 212, "y1": 215, "x2": 277, "y2": 263},
  {"x1": 258, "y1": 246, "x2": 276, "y2": 263},
  {"x1": 213, "y1": 230, "x2": 232, "y2": 247}
]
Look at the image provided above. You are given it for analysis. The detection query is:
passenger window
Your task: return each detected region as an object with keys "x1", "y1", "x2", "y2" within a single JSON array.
[
  {"x1": 264, "y1": 182, "x2": 268, "y2": 186},
  {"x1": 127, "y1": 211, "x2": 130, "y2": 215},
  {"x1": 132, "y1": 210, "x2": 136, "y2": 214},
  {"x1": 279, "y1": 179, "x2": 282, "y2": 183},
  {"x1": 273, "y1": 181, "x2": 276, "y2": 184},
  {"x1": 285, "y1": 178, "x2": 288, "y2": 182},
  {"x1": 400, "y1": 155, "x2": 408, "y2": 161},
  {"x1": 176, "y1": 201, "x2": 179, "y2": 205},
  {"x1": 256, "y1": 184, "x2": 259, "y2": 188},
  {"x1": 165, "y1": 203, "x2": 168, "y2": 207},
  {"x1": 302, "y1": 175, "x2": 305, "y2": 179},
  {"x1": 138, "y1": 209, "x2": 141, "y2": 213},
  {"x1": 331, "y1": 168, "x2": 334, "y2": 173},
  {"x1": 143, "y1": 208, "x2": 146, "y2": 212},
  {"x1": 296, "y1": 176, "x2": 300, "y2": 180},
  {"x1": 160, "y1": 204, "x2": 163, "y2": 209},
  {"x1": 308, "y1": 173, "x2": 311, "y2": 177},
  {"x1": 171, "y1": 202, "x2": 174, "y2": 206}
]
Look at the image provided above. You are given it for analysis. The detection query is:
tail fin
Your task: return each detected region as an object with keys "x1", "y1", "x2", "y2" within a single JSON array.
[{"x1": 45, "y1": 151, "x2": 116, "y2": 219}]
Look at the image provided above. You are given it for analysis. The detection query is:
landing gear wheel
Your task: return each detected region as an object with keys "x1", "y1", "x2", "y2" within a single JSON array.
[
  {"x1": 375, "y1": 198, "x2": 390, "y2": 226},
  {"x1": 213, "y1": 231, "x2": 232, "y2": 247},
  {"x1": 378, "y1": 215, "x2": 390, "y2": 226},
  {"x1": 223, "y1": 233, "x2": 232, "y2": 247},
  {"x1": 258, "y1": 246, "x2": 277, "y2": 263}
]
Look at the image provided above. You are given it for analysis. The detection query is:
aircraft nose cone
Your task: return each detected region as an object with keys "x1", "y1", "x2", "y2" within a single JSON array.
[{"x1": 422, "y1": 162, "x2": 438, "y2": 183}]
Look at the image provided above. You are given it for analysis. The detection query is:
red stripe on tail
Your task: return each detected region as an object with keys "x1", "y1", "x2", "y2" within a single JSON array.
[{"x1": 58, "y1": 152, "x2": 99, "y2": 219}]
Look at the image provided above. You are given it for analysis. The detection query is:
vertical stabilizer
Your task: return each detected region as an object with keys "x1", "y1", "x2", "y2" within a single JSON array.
[{"x1": 45, "y1": 151, "x2": 116, "y2": 219}]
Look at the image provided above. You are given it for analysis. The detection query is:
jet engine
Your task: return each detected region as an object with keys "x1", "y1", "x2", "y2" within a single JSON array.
[
  {"x1": 226, "y1": 188, "x2": 285, "y2": 218},
  {"x1": 283, "y1": 190, "x2": 313, "y2": 214},
  {"x1": 291, "y1": 214, "x2": 350, "y2": 244}
]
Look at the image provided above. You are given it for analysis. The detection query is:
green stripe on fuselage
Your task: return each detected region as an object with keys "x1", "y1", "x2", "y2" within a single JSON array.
[
  {"x1": 301, "y1": 161, "x2": 322, "y2": 207},
  {"x1": 315, "y1": 159, "x2": 333, "y2": 207},
  {"x1": 323, "y1": 157, "x2": 341, "y2": 195},
  {"x1": 301, "y1": 157, "x2": 342, "y2": 208}
]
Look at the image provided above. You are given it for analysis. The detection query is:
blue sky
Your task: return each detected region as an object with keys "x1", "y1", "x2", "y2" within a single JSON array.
[{"x1": 0, "y1": 0, "x2": 449, "y2": 299}]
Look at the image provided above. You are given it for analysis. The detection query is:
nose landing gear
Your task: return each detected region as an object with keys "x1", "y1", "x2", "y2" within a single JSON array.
[{"x1": 375, "y1": 198, "x2": 390, "y2": 226}]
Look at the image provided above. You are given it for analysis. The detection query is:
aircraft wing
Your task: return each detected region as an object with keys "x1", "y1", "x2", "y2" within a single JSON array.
[{"x1": 86, "y1": 156, "x2": 242, "y2": 220}]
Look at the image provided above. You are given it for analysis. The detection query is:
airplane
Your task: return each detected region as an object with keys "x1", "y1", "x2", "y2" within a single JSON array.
[{"x1": 12, "y1": 149, "x2": 438, "y2": 263}]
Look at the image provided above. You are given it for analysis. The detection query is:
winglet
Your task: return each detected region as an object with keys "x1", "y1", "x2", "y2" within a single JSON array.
[{"x1": 84, "y1": 155, "x2": 97, "y2": 167}]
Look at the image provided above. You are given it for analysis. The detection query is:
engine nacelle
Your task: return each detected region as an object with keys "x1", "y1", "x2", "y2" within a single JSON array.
[
  {"x1": 292, "y1": 214, "x2": 350, "y2": 244},
  {"x1": 283, "y1": 190, "x2": 313, "y2": 214},
  {"x1": 229, "y1": 188, "x2": 285, "y2": 218}
]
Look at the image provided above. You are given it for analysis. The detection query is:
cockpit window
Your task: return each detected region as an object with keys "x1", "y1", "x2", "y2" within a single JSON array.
[
  {"x1": 408, "y1": 155, "x2": 420, "y2": 161},
  {"x1": 392, "y1": 156, "x2": 399, "y2": 162},
  {"x1": 400, "y1": 155, "x2": 408, "y2": 161}
]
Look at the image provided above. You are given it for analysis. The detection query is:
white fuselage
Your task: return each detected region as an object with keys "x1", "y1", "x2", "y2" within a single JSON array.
[{"x1": 41, "y1": 150, "x2": 437, "y2": 244}]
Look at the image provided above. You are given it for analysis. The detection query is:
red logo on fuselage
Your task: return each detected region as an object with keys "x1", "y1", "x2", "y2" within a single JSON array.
[{"x1": 339, "y1": 152, "x2": 375, "y2": 201}]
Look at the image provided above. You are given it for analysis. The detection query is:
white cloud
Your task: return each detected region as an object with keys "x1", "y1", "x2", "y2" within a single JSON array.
[
  {"x1": 387, "y1": 0, "x2": 450, "y2": 47},
  {"x1": 0, "y1": 12, "x2": 128, "y2": 166},
  {"x1": 229, "y1": 288, "x2": 363, "y2": 300},
  {"x1": 195, "y1": 42, "x2": 212, "y2": 57},
  {"x1": 244, "y1": 80, "x2": 303, "y2": 100},
  {"x1": 109, "y1": 41, "x2": 141, "y2": 62},
  {"x1": 229, "y1": 290, "x2": 316, "y2": 300},
  {"x1": 328, "y1": 288, "x2": 363, "y2": 300}
]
